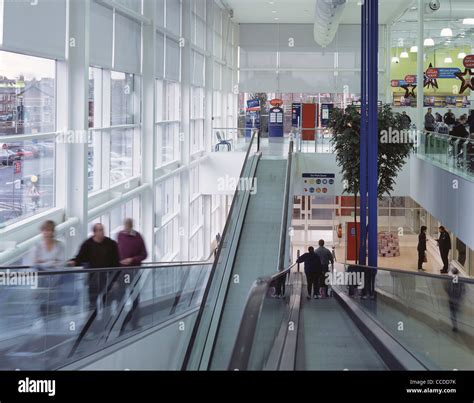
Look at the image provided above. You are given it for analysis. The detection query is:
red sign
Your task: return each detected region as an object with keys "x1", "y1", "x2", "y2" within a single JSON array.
[
  {"x1": 391, "y1": 80, "x2": 400, "y2": 87},
  {"x1": 270, "y1": 99, "x2": 283, "y2": 107},
  {"x1": 405, "y1": 75, "x2": 417, "y2": 84},
  {"x1": 346, "y1": 222, "x2": 361, "y2": 261},
  {"x1": 426, "y1": 68, "x2": 439, "y2": 79},
  {"x1": 13, "y1": 161, "x2": 21, "y2": 174},
  {"x1": 463, "y1": 54, "x2": 474, "y2": 69}
]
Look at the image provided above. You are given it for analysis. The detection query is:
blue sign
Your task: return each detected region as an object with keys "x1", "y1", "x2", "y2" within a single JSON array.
[
  {"x1": 320, "y1": 104, "x2": 334, "y2": 127},
  {"x1": 268, "y1": 106, "x2": 284, "y2": 138},
  {"x1": 246, "y1": 99, "x2": 260, "y2": 109},
  {"x1": 437, "y1": 67, "x2": 461, "y2": 79},
  {"x1": 245, "y1": 99, "x2": 261, "y2": 138},
  {"x1": 291, "y1": 103, "x2": 301, "y2": 127}
]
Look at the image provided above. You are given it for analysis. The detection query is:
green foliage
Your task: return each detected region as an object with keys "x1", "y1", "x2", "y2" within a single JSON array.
[{"x1": 329, "y1": 104, "x2": 413, "y2": 198}]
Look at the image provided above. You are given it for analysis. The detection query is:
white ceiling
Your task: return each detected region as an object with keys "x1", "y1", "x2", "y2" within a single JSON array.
[{"x1": 224, "y1": 0, "x2": 415, "y2": 25}]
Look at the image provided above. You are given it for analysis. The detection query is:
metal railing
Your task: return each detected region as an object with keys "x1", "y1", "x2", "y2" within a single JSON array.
[{"x1": 416, "y1": 129, "x2": 474, "y2": 179}]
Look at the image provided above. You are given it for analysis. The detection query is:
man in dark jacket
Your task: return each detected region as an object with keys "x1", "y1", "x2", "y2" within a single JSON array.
[
  {"x1": 437, "y1": 226, "x2": 451, "y2": 274},
  {"x1": 297, "y1": 246, "x2": 322, "y2": 299},
  {"x1": 444, "y1": 109, "x2": 456, "y2": 126},
  {"x1": 69, "y1": 223, "x2": 120, "y2": 309},
  {"x1": 467, "y1": 110, "x2": 474, "y2": 135},
  {"x1": 424, "y1": 108, "x2": 435, "y2": 131},
  {"x1": 315, "y1": 240, "x2": 334, "y2": 298},
  {"x1": 450, "y1": 115, "x2": 469, "y2": 139}
]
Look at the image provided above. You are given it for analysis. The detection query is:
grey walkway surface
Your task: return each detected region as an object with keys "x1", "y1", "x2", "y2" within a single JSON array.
[
  {"x1": 296, "y1": 296, "x2": 387, "y2": 370},
  {"x1": 210, "y1": 159, "x2": 287, "y2": 369}
]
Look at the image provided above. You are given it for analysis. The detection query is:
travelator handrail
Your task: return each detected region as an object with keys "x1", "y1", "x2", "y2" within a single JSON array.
[
  {"x1": 228, "y1": 140, "x2": 296, "y2": 370},
  {"x1": 228, "y1": 262, "x2": 298, "y2": 370},
  {"x1": 0, "y1": 258, "x2": 214, "y2": 271},
  {"x1": 339, "y1": 262, "x2": 474, "y2": 284},
  {"x1": 181, "y1": 129, "x2": 260, "y2": 370},
  {"x1": 0, "y1": 260, "x2": 213, "y2": 275},
  {"x1": 278, "y1": 139, "x2": 294, "y2": 272}
]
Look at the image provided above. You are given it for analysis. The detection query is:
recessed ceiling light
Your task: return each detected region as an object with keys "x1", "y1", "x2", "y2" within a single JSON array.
[
  {"x1": 268, "y1": 1, "x2": 275, "y2": 4},
  {"x1": 400, "y1": 50, "x2": 409, "y2": 58},
  {"x1": 272, "y1": 10, "x2": 277, "y2": 13},
  {"x1": 462, "y1": 18, "x2": 474, "y2": 25},
  {"x1": 274, "y1": 17, "x2": 279, "y2": 20},
  {"x1": 444, "y1": 56, "x2": 453, "y2": 64},
  {"x1": 458, "y1": 52, "x2": 467, "y2": 59},
  {"x1": 410, "y1": 46, "x2": 418, "y2": 53}
]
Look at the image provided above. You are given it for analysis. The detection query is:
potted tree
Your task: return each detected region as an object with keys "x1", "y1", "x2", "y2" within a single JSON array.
[{"x1": 329, "y1": 104, "x2": 413, "y2": 263}]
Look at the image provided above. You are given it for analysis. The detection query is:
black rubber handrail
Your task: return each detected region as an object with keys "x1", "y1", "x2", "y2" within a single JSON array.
[
  {"x1": 278, "y1": 139, "x2": 294, "y2": 271},
  {"x1": 2, "y1": 261, "x2": 212, "y2": 276},
  {"x1": 181, "y1": 129, "x2": 260, "y2": 370},
  {"x1": 228, "y1": 262, "x2": 297, "y2": 370},
  {"x1": 0, "y1": 259, "x2": 213, "y2": 271}
]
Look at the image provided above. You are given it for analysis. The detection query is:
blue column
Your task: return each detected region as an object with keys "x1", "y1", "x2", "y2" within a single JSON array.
[
  {"x1": 367, "y1": 0, "x2": 379, "y2": 267},
  {"x1": 359, "y1": 0, "x2": 368, "y2": 265}
]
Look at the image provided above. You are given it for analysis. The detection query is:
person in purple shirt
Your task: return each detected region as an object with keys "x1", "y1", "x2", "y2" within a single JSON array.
[
  {"x1": 116, "y1": 218, "x2": 148, "y2": 327},
  {"x1": 117, "y1": 218, "x2": 148, "y2": 267}
]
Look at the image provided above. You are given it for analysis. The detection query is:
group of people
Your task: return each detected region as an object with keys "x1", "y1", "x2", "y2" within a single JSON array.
[
  {"x1": 30, "y1": 218, "x2": 147, "y2": 317},
  {"x1": 424, "y1": 108, "x2": 474, "y2": 138},
  {"x1": 417, "y1": 225, "x2": 451, "y2": 274},
  {"x1": 296, "y1": 240, "x2": 334, "y2": 300}
]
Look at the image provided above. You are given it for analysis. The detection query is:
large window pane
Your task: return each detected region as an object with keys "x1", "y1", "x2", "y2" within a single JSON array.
[
  {"x1": 110, "y1": 129, "x2": 133, "y2": 185},
  {"x1": 111, "y1": 71, "x2": 134, "y2": 126},
  {"x1": 0, "y1": 138, "x2": 55, "y2": 227},
  {"x1": 0, "y1": 51, "x2": 56, "y2": 135}
]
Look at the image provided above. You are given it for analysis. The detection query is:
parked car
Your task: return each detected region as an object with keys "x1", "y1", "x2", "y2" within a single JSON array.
[
  {"x1": 10, "y1": 147, "x2": 35, "y2": 159},
  {"x1": 0, "y1": 149, "x2": 20, "y2": 166}
]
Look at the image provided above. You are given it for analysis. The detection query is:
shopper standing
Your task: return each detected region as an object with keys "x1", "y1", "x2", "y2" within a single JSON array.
[
  {"x1": 443, "y1": 109, "x2": 456, "y2": 126},
  {"x1": 417, "y1": 225, "x2": 427, "y2": 272},
  {"x1": 68, "y1": 223, "x2": 120, "y2": 309},
  {"x1": 437, "y1": 226, "x2": 451, "y2": 274},
  {"x1": 29, "y1": 220, "x2": 65, "y2": 319},
  {"x1": 117, "y1": 218, "x2": 147, "y2": 327},
  {"x1": 296, "y1": 246, "x2": 322, "y2": 300},
  {"x1": 424, "y1": 108, "x2": 435, "y2": 131},
  {"x1": 314, "y1": 239, "x2": 334, "y2": 298}
]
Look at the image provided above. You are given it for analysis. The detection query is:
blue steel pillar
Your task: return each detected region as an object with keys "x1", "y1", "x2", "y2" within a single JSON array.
[
  {"x1": 359, "y1": 0, "x2": 368, "y2": 266},
  {"x1": 367, "y1": 0, "x2": 379, "y2": 268}
]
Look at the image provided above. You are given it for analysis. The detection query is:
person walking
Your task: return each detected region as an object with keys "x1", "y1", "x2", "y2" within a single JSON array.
[
  {"x1": 417, "y1": 225, "x2": 427, "y2": 272},
  {"x1": 296, "y1": 246, "x2": 322, "y2": 300},
  {"x1": 424, "y1": 108, "x2": 435, "y2": 131},
  {"x1": 29, "y1": 220, "x2": 65, "y2": 321},
  {"x1": 117, "y1": 218, "x2": 147, "y2": 327},
  {"x1": 436, "y1": 226, "x2": 451, "y2": 274},
  {"x1": 68, "y1": 223, "x2": 120, "y2": 310},
  {"x1": 314, "y1": 240, "x2": 334, "y2": 298},
  {"x1": 444, "y1": 267, "x2": 465, "y2": 332}
]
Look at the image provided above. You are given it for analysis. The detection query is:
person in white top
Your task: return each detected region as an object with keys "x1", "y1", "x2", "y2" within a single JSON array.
[
  {"x1": 29, "y1": 220, "x2": 66, "y2": 320},
  {"x1": 30, "y1": 220, "x2": 65, "y2": 270}
]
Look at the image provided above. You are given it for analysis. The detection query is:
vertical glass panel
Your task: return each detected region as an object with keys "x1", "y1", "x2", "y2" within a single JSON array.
[{"x1": 111, "y1": 71, "x2": 134, "y2": 126}]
